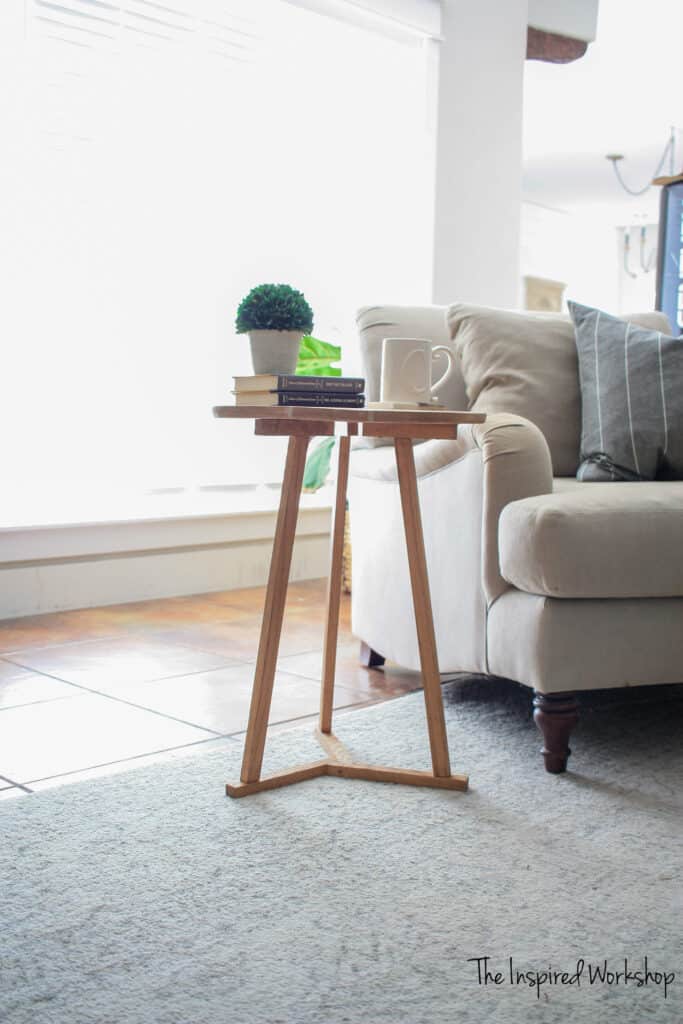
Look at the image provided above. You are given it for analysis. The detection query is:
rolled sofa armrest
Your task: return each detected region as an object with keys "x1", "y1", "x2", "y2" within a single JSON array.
[
  {"x1": 470, "y1": 414, "x2": 553, "y2": 603},
  {"x1": 351, "y1": 413, "x2": 553, "y2": 605}
]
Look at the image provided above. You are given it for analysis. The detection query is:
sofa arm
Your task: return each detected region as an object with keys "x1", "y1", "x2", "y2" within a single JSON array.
[
  {"x1": 351, "y1": 413, "x2": 553, "y2": 605},
  {"x1": 471, "y1": 414, "x2": 553, "y2": 603}
]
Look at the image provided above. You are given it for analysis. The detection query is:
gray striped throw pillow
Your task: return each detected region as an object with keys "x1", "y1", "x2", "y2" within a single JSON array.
[{"x1": 569, "y1": 301, "x2": 683, "y2": 481}]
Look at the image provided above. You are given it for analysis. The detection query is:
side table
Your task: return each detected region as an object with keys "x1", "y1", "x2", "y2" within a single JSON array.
[{"x1": 212, "y1": 405, "x2": 485, "y2": 798}]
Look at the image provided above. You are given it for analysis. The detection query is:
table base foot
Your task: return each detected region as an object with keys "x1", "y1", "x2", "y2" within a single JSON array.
[
  {"x1": 226, "y1": 759, "x2": 329, "y2": 798},
  {"x1": 325, "y1": 762, "x2": 469, "y2": 791},
  {"x1": 226, "y1": 733, "x2": 469, "y2": 798}
]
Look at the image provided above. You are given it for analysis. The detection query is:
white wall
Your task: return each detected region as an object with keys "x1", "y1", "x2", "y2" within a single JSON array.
[
  {"x1": 520, "y1": 204, "x2": 661, "y2": 316},
  {"x1": 520, "y1": 201, "x2": 573, "y2": 294},
  {"x1": 432, "y1": 0, "x2": 528, "y2": 308},
  {"x1": 520, "y1": 201, "x2": 622, "y2": 312},
  {"x1": 616, "y1": 223, "x2": 659, "y2": 315}
]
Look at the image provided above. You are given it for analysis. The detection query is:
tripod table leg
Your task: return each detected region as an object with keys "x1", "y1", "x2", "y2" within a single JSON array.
[
  {"x1": 394, "y1": 437, "x2": 451, "y2": 778},
  {"x1": 319, "y1": 435, "x2": 351, "y2": 734},
  {"x1": 240, "y1": 434, "x2": 309, "y2": 784}
]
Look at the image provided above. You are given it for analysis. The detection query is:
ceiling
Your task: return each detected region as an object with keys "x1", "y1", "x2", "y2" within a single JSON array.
[{"x1": 522, "y1": 0, "x2": 683, "y2": 224}]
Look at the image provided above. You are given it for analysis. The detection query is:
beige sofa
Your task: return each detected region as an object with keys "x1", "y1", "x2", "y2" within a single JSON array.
[{"x1": 349, "y1": 304, "x2": 683, "y2": 772}]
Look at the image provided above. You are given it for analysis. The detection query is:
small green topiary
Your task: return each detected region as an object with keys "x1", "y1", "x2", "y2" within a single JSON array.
[{"x1": 235, "y1": 283, "x2": 314, "y2": 334}]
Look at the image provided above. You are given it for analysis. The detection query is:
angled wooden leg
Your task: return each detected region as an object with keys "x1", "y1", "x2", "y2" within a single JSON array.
[
  {"x1": 228, "y1": 424, "x2": 468, "y2": 799},
  {"x1": 320, "y1": 435, "x2": 350, "y2": 734},
  {"x1": 239, "y1": 434, "x2": 309, "y2": 784},
  {"x1": 394, "y1": 437, "x2": 451, "y2": 778}
]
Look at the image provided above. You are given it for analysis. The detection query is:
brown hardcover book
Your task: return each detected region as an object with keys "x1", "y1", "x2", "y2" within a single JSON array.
[
  {"x1": 232, "y1": 390, "x2": 365, "y2": 408},
  {"x1": 233, "y1": 374, "x2": 365, "y2": 395}
]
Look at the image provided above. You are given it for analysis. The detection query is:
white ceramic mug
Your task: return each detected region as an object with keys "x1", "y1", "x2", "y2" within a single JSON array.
[{"x1": 380, "y1": 337, "x2": 455, "y2": 405}]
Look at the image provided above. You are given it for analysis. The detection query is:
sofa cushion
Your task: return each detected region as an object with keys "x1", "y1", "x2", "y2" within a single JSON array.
[
  {"x1": 447, "y1": 303, "x2": 671, "y2": 477},
  {"x1": 570, "y1": 300, "x2": 683, "y2": 481},
  {"x1": 499, "y1": 479, "x2": 683, "y2": 598}
]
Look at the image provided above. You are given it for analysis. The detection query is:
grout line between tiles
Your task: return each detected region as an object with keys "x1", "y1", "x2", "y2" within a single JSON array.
[
  {"x1": 0, "y1": 666, "x2": 227, "y2": 736},
  {"x1": 0, "y1": 662, "x2": 373, "y2": 739},
  {"x1": 21, "y1": 734, "x2": 240, "y2": 788},
  {"x1": 0, "y1": 693, "x2": 84, "y2": 714},
  {"x1": 173, "y1": 642, "x2": 324, "y2": 663},
  {"x1": 82, "y1": 672, "x2": 375, "y2": 735},
  {"x1": 0, "y1": 658, "x2": 249, "y2": 698},
  {"x1": 1, "y1": 646, "x2": 246, "y2": 678},
  {"x1": 225, "y1": 698, "x2": 387, "y2": 740},
  {"x1": 6, "y1": 697, "x2": 393, "y2": 790},
  {"x1": 0, "y1": 631, "x2": 133, "y2": 657},
  {"x1": 0, "y1": 624, "x2": 331, "y2": 663}
]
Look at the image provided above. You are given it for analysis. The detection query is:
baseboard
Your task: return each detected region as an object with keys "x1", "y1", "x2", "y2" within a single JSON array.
[{"x1": 0, "y1": 507, "x2": 332, "y2": 619}]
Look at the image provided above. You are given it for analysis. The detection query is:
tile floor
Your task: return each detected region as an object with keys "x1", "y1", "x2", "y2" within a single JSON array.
[{"x1": 0, "y1": 580, "x2": 425, "y2": 799}]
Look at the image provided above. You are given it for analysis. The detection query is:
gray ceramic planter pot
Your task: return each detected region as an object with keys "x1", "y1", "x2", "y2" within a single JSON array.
[{"x1": 248, "y1": 330, "x2": 303, "y2": 375}]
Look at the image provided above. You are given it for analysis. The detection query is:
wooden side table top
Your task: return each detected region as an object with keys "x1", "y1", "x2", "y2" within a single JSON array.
[
  {"x1": 213, "y1": 405, "x2": 485, "y2": 440},
  {"x1": 213, "y1": 405, "x2": 484, "y2": 424}
]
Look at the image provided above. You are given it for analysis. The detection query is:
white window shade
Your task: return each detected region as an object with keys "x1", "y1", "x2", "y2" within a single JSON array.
[
  {"x1": 285, "y1": 0, "x2": 442, "y2": 38},
  {"x1": 1, "y1": 0, "x2": 435, "y2": 492}
]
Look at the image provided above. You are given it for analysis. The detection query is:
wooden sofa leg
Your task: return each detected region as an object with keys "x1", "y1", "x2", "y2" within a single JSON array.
[
  {"x1": 533, "y1": 691, "x2": 579, "y2": 774},
  {"x1": 359, "y1": 642, "x2": 385, "y2": 669}
]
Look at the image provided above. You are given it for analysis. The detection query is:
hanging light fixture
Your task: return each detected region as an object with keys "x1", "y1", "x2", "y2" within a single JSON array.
[{"x1": 606, "y1": 127, "x2": 678, "y2": 196}]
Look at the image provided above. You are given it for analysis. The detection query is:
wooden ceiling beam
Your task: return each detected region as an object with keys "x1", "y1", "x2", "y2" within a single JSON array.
[{"x1": 526, "y1": 26, "x2": 588, "y2": 64}]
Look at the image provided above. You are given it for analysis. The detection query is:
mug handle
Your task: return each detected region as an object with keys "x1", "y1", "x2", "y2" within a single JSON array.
[{"x1": 430, "y1": 345, "x2": 455, "y2": 401}]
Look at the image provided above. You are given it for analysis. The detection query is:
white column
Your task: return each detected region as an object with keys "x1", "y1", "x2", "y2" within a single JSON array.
[{"x1": 432, "y1": 0, "x2": 528, "y2": 308}]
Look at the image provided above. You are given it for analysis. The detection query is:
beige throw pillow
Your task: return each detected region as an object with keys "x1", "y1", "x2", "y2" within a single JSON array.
[{"x1": 447, "y1": 303, "x2": 672, "y2": 477}]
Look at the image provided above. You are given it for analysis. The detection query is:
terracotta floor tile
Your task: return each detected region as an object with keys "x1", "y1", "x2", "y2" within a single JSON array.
[
  {"x1": 253, "y1": 701, "x2": 384, "y2": 739},
  {"x1": 28, "y1": 735, "x2": 239, "y2": 793},
  {"x1": 257, "y1": 711, "x2": 320, "y2": 738},
  {"x1": 110, "y1": 665, "x2": 368, "y2": 735},
  {"x1": 0, "y1": 614, "x2": 105, "y2": 654},
  {"x1": 150, "y1": 620, "x2": 328, "y2": 661},
  {"x1": 0, "y1": 596, "x2": 260, "y2": 654},
  {"x1": 51, "y1": 596, "x2": 258, "y2": 639},
  {"x1": 0, "y1": 694, "x2": 211, "y2": 785},
  {"x1": 283, "y1": 578, "x2": 329, "y2": 600},
  {"x1": 0, "y1": 583, "x2": 350, "y2": 648},
  {"x1": 0, "y1": 608, "x2": 135, "y2": 653},
  {"x1": 206, "y1": 578, "x2": 327, "y2": 611},
  {"x1": 0, "y1": 659, "x2": 78, "y2": 709},
  {"x1": 201, "y1": 580, "x2": 354, "y2": 627},
  {"x1": 7, "y1": 637, "x2": 237, "y2": 690},
  {"x1": 276, "y1": 642, "x2": 424, "y2": 700},
  {"x1": 116, "y1": 596, "x2": 258, "y2": 630},
  {"x1": 282, "y1": 607, "x2": 353, "y2": 635},
  {"x1": 198, "y1": 587, "x2": 266, "y2": 613},
  {"x1": 0, "y1": 583, "x2": 395, "y2": 791}
]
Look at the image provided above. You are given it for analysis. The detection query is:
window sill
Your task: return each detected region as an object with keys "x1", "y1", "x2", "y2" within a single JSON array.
[{"x1": 0, "y1": 485, "x2": 334, "y2": 565}]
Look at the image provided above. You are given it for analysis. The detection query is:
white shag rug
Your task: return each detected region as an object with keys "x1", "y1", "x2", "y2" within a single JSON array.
[{"x1": 2, "y1": 678, "x2": 682, "y2": 1024}]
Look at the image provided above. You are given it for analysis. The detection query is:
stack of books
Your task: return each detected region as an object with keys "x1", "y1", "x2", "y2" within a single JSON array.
[{"x1": 232, "y1": 373, "x2": 365, "y2": 408}]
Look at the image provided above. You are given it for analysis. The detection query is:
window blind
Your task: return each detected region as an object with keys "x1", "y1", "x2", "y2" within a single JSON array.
[
  {"x1": 3, "y1": 0, "x2": 435, "y2": 494},
  {"x1": 285, "y1": 0, "x2": 441, "y2": 39},
  {"x1": 27, "y1": 0, "x2": 261, "y2": 56}
]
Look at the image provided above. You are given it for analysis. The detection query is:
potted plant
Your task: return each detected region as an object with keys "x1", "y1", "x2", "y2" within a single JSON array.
[{"x1": 235, "y1": 283, "x2": 314, "y2": 375}]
